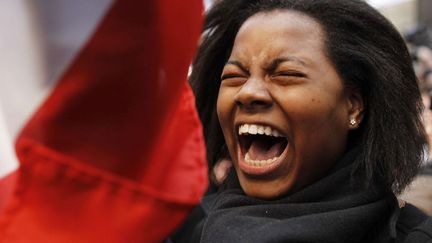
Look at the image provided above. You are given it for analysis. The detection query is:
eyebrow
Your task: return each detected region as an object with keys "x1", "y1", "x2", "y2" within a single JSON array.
[
  {"x1": 266, "y1": 56, "x2": 306, "y2": 73},
  {"x1": 225, "y1": 60, "x2": 249, "y2": 74},
  {"x1": 225, "y1": 56, "x2": 306, "y2": 74}
]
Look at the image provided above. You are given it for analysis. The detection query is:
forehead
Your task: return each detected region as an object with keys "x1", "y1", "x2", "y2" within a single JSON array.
[{"x1": 231, "y1": 10, "x2": 326, "y2": 64}]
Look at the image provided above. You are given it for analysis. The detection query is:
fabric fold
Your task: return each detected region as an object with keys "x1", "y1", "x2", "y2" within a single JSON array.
[{"x1": 200, "y1": 149, "x2": 400, "y2": 243}]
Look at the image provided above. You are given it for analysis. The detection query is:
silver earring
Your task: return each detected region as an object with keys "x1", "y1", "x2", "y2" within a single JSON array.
[{"x1": 349, "y1": 117, "x2": 357, "y2": 126}]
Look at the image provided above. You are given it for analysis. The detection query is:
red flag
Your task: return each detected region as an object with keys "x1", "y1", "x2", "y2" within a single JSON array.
[{"x1": 0, "y1": 0, "x2": 207, "y2": 242}]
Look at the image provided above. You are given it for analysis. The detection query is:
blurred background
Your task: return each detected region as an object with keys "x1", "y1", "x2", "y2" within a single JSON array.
[
  {"x1": 370, "y1": 0, "x2": 432, "y2": 216},
  {"x1": 370, "y1": 0, "x2": 431, "y2": 32}
]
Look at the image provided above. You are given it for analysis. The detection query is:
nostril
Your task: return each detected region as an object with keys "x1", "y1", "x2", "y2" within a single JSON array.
[
  {"x1": 251, "y1": 100, "x2": 271, "y2": 107},
  {"x1": 236, "y1": 99, "x2": 272, "y2": 110},
  {"x1": 234, "y1": 80, "x2": 273, "y2": 110},
  {"x1": 235, "y1": 100, "x2": 243, "y2": 108}
]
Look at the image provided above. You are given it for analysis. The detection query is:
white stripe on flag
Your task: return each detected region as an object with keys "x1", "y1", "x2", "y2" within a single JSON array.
[
  {"x1": 0, "y1": 0, "x2": 113, "y2": 177},
  {"x1": 0, "y1": 102, "x2": 18, "y2": 178}
]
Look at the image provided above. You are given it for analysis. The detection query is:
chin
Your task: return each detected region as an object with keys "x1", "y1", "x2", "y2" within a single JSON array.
[
  {"x1": 244, "y1": 187, "x2": 288, "y2": 199},
  {"x1": 239, "y1": 175, "x2": 295, "y2": 200}
]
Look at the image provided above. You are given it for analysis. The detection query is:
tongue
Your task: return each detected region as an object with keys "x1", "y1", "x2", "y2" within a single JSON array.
[{"x1": 248, "y1": 138, "x2": 285, "y2": 161}]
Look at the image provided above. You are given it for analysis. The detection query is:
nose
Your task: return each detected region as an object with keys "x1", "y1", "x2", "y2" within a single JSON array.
[{"x1": 234, "y1": 77, "x2": 272, "y2": 112}]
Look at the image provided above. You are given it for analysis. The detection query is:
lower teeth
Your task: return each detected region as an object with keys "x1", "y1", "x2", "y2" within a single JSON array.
[{"x1": 244, "y1": 152, "x2": 278, "y2": 167}]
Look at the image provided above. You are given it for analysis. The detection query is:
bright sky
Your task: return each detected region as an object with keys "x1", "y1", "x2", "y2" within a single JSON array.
[
  {"x1": 367, "y1": 0, "x2": 411, "y2": 8},
  {"x1": 204, "y1": 0, "x2": 410, "y2": 10}
]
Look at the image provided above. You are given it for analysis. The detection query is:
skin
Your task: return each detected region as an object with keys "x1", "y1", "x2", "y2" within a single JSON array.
[{"x1": 217, "y1": 10, "x2": 364, "y2": 199}]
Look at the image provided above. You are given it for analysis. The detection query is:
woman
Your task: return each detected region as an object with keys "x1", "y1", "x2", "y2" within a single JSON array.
[{"x1": 181, "y1": 0, "x2": 432, "y2": 242}]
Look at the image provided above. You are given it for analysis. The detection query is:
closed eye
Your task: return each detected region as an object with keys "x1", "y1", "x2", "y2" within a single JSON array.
[
  {"x1": 270, "y1": 71, "x2": 307, "y2": 85},
  {"x1": 221, "y1": 74, "x2": 244, "y2": 80},
  {"x1": 273, "y1": 71, "x2": 307, "y2": 78},
  {"x1": 221, "y1": 73, "x2": 247, "y2": 86}
]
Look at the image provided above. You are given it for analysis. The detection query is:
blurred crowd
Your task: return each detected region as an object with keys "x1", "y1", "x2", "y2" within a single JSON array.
[{"x1": 402, "y1": 25, "x2": 432, "y2": 216}]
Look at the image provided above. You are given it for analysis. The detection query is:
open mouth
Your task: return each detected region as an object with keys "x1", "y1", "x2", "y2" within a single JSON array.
[{"x1": 237, "y1": 124, "x2": 288, "y2": 169}]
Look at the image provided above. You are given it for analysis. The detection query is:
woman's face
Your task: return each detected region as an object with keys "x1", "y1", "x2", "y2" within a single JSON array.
[{"x1": 217, "y1": 10, "x2": 363, "y2": 199}]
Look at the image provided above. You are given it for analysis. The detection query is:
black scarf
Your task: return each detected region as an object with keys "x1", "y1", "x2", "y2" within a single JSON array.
[{"x1": 198, "y1": 149, "x2": 401, "y2": 243}]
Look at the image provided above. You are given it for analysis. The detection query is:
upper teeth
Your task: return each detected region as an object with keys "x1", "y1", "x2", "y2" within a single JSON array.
[{"x1": 238, "y1": 124, "x2": 284, "y2": 137}]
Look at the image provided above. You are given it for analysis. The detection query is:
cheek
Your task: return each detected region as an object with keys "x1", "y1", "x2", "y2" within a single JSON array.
[
  {"x1": 216, "y1": 89, "x2": 236, "y2": 140},
  {"x1": 216, "y1": 87, "x2": 238, "y2": 124},
  {"x1": 299, "y1": 101, "x2": 348, "y2": 162},
  {"x1": 284, "y1": 89, "x2": 348, "y2": 151},
  {"x1": 296, "y1": 100, "x2": 347, "y2": 146},
  {"x1": 216, "y1": 89, "x2": 239, "y2": 161},
  {"x1": 216, "y1": 90, "x2": 228, "y2": 124},
  {"x1": 285, "y1": 87, "x2": 347, "y2": 127}
]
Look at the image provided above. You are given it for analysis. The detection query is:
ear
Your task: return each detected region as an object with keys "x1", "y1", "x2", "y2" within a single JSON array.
[{"x1": 347, "y1": 89, "x2": 365, "y2": 130}]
